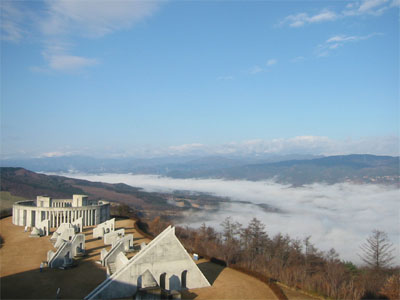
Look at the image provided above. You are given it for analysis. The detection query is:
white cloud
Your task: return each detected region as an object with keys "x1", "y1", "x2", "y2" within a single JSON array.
[
  {"x1": 47, "y1": 54, "x2": 98, "y2": 71},
  {"x1": 0, "y1": 1, "x2": 26, "y2": 42},
  {"x1": 169, "y1": 143, "x2": 204, "y2": 153},
  {"x1": 280, "y1": 10, "x2": 337, "y2": 27},
  {"x1": 39, "y1": 151, "x2": 73, "y2": 158},
  {"x1": 266, "y1": 59, "x2": 277, "y2": 66},
  {"x1": 316, "y1": 33, "x2": 382, "y2": 56},
  {"x1": 2, "y1": 0, "x2": 162, "y2": 72},
  {"x1": 166, "y1": 136, "x2": 399, "y2": 157},
  {"x1": 40, "y1": 0, "x2": 160, "y2": 38},
  {"x1": 280, "y1": 0, "x2": 398, "y2": 27},
  {"x1": 291, "y1": 56, "x2": 306, "y2": 63},
  {"x1": 57, "y1": 172, "x2": 400, "y2": 265},
  {"x1": 18, "y1": 135, "x2": 398, "y2": 159},
  {"x1": 249, "y1": 65, "x2": 263, "y2": 74}
]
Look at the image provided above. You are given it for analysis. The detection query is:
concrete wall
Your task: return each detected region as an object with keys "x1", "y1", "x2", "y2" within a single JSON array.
[
  {"x1": 71, "y1": 234, "x2": 85, "y2": 256},
  {"x1": 36, "y1": 219, "x2": 50, "y2": 236},
  {"x1": 37, "y1": 196, "x2": 52, "y2": 208},
  {"x1": 72, "y1": 217, "x2": 83, "y2": 233},
  {"x1": 12, "y1": 198, "x2": 110, "y2": 228},
  {"x1": 102, "y1": 241, "x2": 125, "y2": 267},
  {"x1": 93, "y1": 218, "x2": 115, "y2": 239},
  {"x1": 113, "y1": 234, "x2": 133, "y2": 252},
  {"x1": 104, "y1": 229, "x2": 125, "y2": 245},
  {"x1": 47, "y1": 242, "x2": 73, "y2": 268},
  {"x1": 85, "y1": 226, "x2": 210, "y2": 299},
  {"x1": 115, "y1": 252, "x2": 129, "y2": 273},
  {"x1": 48, "y1": 233, "x2": 85, "y2": 268}
]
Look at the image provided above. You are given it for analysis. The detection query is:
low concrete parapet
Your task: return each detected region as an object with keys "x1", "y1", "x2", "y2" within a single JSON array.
[
  {"x1": 104, "y1": 229, "x2": 125, "y2": 245},
  {"x1": 93, "y1": 218, "x2": 115, "y2": 239}
]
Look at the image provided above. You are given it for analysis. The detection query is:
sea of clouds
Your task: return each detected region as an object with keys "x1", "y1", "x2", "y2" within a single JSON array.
[{"x1": 55, "y1": 173, "x2": 399, "y2": 265}]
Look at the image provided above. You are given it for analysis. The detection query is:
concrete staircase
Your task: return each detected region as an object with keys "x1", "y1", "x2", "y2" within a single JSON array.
[{"x1": 107, "y1": 262, "x2": 116, "y2": 275}]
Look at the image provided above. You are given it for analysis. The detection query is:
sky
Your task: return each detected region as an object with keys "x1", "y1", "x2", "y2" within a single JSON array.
[
  {"x1": 1, "y1": 0, "x2": 399, "y2": 158},
  {"x1": 53, "y1": 172, "x2": 400, "y2": 265}
]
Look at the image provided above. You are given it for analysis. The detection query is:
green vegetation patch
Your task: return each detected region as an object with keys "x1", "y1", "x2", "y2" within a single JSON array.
[{"x1": 0, "y1": 191, "x2": 27, "y2": 211}]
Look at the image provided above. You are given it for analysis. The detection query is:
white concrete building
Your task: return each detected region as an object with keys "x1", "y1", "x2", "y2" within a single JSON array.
[
  {"x1": 93, "y1": 218, "x2": 115, "y2": 239},
  {"x1": 12, "y1": 195, "x2": 110, "y2": 228},
  {"x1": 85, "y1": 226, "x2": 210, "y2": 299},
  {"x1": 47, "y1": 233, "x2": 86, "y2": 268}
]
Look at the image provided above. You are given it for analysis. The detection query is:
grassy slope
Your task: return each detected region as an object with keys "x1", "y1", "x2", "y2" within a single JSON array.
[{"x1": 0, "y1": 191, "x2": 27, "y2": 212}]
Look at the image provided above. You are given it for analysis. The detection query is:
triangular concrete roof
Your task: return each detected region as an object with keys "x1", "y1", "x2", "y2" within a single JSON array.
[{"x1": 85, "y1": 226, "x2": 210, "y2": 299}]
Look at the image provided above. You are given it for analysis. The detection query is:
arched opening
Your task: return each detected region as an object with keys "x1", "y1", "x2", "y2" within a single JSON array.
[
  {"x1": 160, "y1": 273, "x2": 166, "y2": 290},
  {"x1": 137, "y1": 275, "x2": 142, "y2": 289},
  {"x1": 181, "y1": 270, "x2": 187, "y2": 289}
]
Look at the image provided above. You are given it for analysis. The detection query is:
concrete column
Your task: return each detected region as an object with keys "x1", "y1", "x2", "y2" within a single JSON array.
[
  {"x1": 36, "y1": 209, "x2": 41, "y2": 225},
  {"x1": 94, "y1": 209, "x2": 98, "y2": 225},
  {"x1": 26, "y1": 209, "x2": 31, "y2": 227}
]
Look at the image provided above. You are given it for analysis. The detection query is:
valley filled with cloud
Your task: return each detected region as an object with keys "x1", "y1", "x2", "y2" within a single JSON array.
[{"x1": 57, "y1": 172, "x2": 399, "y2": 265}]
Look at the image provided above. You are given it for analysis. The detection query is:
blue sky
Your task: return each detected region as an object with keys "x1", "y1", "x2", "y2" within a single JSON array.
[{"x1": 1, "y1": 0, "x2": 399, "y2": 158}]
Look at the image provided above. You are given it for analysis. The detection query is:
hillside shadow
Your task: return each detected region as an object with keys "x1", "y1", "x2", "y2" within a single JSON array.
[
  {"x1": 1, "y1": 261, "x2": 105, "y2": 299},
  {"x1": 197, "y1": 261, "x2": 225, "y2": 285}
]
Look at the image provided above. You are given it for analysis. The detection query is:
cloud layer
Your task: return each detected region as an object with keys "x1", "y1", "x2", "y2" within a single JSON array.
[
  {"x1": 57, "y1": 173, "x2": 400, "y2": 265},
  {"x1": 165, "y1": 136, "x2": 399, "y2": 157},
  {"x1": 280, "y1": 0, "x2": 399, "y2": 27},
  {"x1": 1, "y1": 0, "x2": 161, "y2": 71}
]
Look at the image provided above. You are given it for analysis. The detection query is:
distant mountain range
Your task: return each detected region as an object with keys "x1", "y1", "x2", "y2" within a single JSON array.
[
  {"x1": 170, "y1": 154, "x2": 399, "y2": 185},
  {"x1": 1, "y1": 154, "x2": 398, "y2": 185}
]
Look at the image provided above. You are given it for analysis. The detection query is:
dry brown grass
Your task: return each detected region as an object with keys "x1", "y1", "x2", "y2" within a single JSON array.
[
  {"x1": 1, "y1": 216, "x2": 310, "y2": 300},
  {"x1": 0, "y1": 217, "x2": 149, "y2": 299}
]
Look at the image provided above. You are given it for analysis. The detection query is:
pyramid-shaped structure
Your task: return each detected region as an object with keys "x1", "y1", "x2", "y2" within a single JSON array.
[{"x1": 85, "y1": 226, "x2": 210, "y2": 299}]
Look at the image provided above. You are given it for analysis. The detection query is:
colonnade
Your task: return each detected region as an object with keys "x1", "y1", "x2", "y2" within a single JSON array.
[
  {"x1": 12, "y1": 200, "x2": 110, "y2": 228},
  {"x1": 48, "y1": 208, "x2": 97, "y2": 227}
]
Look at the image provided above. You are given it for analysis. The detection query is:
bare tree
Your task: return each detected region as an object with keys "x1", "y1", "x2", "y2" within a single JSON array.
[{"x1": 359, "y1": 229, "x2": 395, "y2": 269}]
